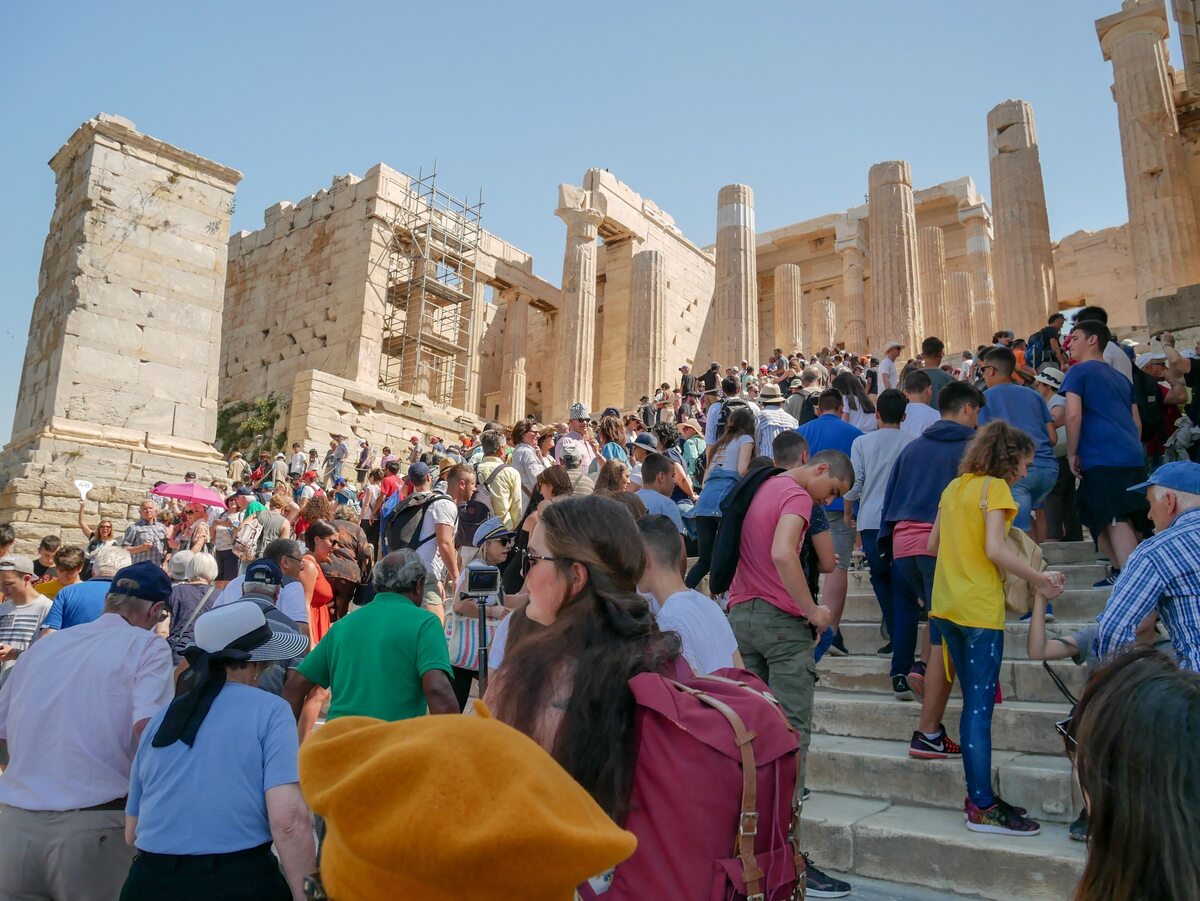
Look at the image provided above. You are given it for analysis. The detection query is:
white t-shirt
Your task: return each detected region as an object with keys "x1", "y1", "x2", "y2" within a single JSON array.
[
  {"x1": 214, "y1": 576, "x2": 309, "y2": 624},
  {"x1": 900, "y1": 403, "x2": 940, "y2": 436},
  {"x1": 878, "y1": 356, "x2": 898, "y2": 390},
  {"x1": 1103, "y1": 342, "x2": 1134, "y2": 382},
  {"x1": 656, "y1": 590, "x2": 738, "y2": 675},
  {"x1": 842, "y1": 397, "x2": 878, "y2": 433},
  {"x1": 712, "y1": 434, "x2": 754, "y2": 471},
  {"x1": 416, "y1": 497, "x2": 459, "y2": 582},
  {"x1": 489, "y1": 613, "x2": 512, "y2": 670}
]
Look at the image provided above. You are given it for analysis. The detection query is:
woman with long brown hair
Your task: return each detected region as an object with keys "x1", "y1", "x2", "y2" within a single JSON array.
[
  {"x1": 684, "y1": 406, "x2": 755, "y2": 589},
  {"x1": 486, "y1": 496, "x2": 678, "y2": 820}
]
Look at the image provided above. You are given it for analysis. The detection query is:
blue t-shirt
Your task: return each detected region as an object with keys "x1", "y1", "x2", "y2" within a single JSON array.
[
  {"x1": 42, "y1": 578, "x2": 111, "y2": 630},
  {"x1": 1060, "y1": 360, "x2": 1143, "y2": 470},
  {"x1": 600, "y1": 442, "x2": 629, "y2": 465},
  {"x1": 127, "y1": 683, "x2": 299, "y2": 854},
  {"x1": 978, "y1": 384, "x2": 1055, "y2": 468},
  {"x1": 797, "y1": 414, "x2": 863, "y2": 512},
  {"x1": 637, "y1": 489, "x2": 687, "y2": 534}
]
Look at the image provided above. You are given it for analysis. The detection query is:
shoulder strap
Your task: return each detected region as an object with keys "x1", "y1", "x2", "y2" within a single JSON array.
[
  {"x1": 483, "y1": 463, "x2": 507, "y2": 490},
  {"x1": 178, "y1": 584, "x2": 219, "y2": 639},
  {"x1": 979, "y1": 476, "x2": 992, "y2": 511}
]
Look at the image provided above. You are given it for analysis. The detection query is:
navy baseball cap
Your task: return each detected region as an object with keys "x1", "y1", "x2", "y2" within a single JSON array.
[
  {"x1": 109, "y1": 562, "x2": 173, "y2": 603},
  {"x1": 408, "y1": 461, "x2": 432, "y2": 481},
  {"x1": 235, "y1": 486, "x2": 255, "y2": 496},
  {"x1": 1129, "y1": 461, "x2": 1200, "y2": 494},
  {"x1": 245, "y1": 559, "x2": 284, "y2": 587},
  {"x1": 633, "y1": 433, "x2": 659, "y2": 451}
]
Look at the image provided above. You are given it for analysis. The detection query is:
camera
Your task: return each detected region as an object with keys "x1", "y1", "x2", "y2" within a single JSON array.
[{"x1": 463, "y1": 564, "x2": 501, "y2": 598}]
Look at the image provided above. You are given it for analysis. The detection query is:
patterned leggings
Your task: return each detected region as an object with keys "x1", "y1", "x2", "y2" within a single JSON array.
[{"x1": 934, "y1": 619, "x2": 1004, "y2": 808}]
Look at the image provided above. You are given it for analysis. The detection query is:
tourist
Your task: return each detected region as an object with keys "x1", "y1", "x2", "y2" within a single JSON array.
[
  {"x1": 122, "y1": 499, "x2": 169, "y2": 566},
  {"x1": 400, "y1": 461, "x2": 458, "y2": 622},
  {"x1": 355, "y1": 438, "x2": 373, "y2": 483},
  {"x1": 597, "y1": 414, "x2": 630, "y2": 465},
  {"x1": 360, "y1": 468, "x2": 383, "y2": 549},
  {"x1": 628, "y1": 431, "x2": 658, "y2": 486},
  {"x1": 0, "y1": 557, "x2": 52, "y2": 688},
  {"x1": 636, "y1": 452, "x2": 688, "y2": 539},
  {"x1": 295, "y1": 494, "x2": 332, "y2": 542},
  {"x1": 33, "y1": 545, "x2": 85, "y2": 599},
  {"x1": 685, "y1": 406, "x2": 755, "y2": 589},
  {"x1": 878, "y1": 341, "x2": 903, "y2": 391},
  {"x1": 307, "y1": 447, "x2": 320, "y2": 474},
  {"x1": 477, "y1": 428, "x2": 523, "y2": 530},
  {"x1": 228, "y1": 450, "x2": 249, "y2": 484},
  {"x1": 221, "y1": 560, "x2": 308, "y2": 697},
  {"x1": 595, "y1": 458, "x2": 632, "y2": 493},
  {"x1": 286, "y1": 442, "x2": 305, "y2": 482},
  {"x1": 77, "y1": 500, "x2": 117, "y2": 566},
  {"x1": 0, "y1": 562, "x2": 174, "y2": 900},
  {"x1": 325, "y1": 508, "x2": 374, "y2": 619},
  {"x1": 560, "y1": 443, "x2": 596, "y2": 496},
  {"x1": 784, "y1": 368, "x2": 821, "y2": 426},
  {"x1": 510, "y1": 418, "x2": 548, "y2": 507},
  {"x1": 370, "y1": 459, "x2": 403, "y2": 525},
  {"x1": 331, "y1": 477, "x2": 359, "y2": 513},
  {"x1": 755, "y1": 382, "x2": 799, "y2": 452},
  {"x1": 1038, "y1": 312, "x2": 1070, "y2": 369},
  {"x1": 834, "y1": 370, "x2": 877, "y2": 433},
  {"x1": 299, "y1": 520, "x2": 337, "y2": 648},
  {"x1": 211, "y1": 495, "x2": 242, "y2": 587},
  {"x1": 637, "y1": 514, "x2": 739, "y2": 673},
  {"x1": 1032, "y1": 367, "x2": 1082, "y2": 543},
  {"x1": 929, "y1": 420, "x2": 1064, "y2": 836},
  {"x1": 285, "y1": 548, "x2": 457, "y2": 722},
  {"x1": 269, "y1": 452, "x2": 289, "y2": 487},
  {"x1": 1095, "y1": 462, "x2": 1200, "y2": 671},
  {"x1": 555, "y1": 402, "x2": 598, "y2": 470},
  {"x1": 703, "y1": 376, "x2": 756, "y2": 452},
  {"x1": 1063, "y1": 318, "x2": 1148, "y2": 587},
  {"x1": 679, "y1": 418, "x2": 706, "y2": 488},
  {"x1": 41, "y1": 545, "x2": 132, "y2": 635},
  {"x1": 1134, "y1": 350, "x2": 1187, "y2": 469},
  {"x1": 31, "y1": 534, "x2": 59, "y2": 581},
  {"x1": 1075, "y1": 305, "x2": 1133, "y2": 381},
  {"x1": 170, "y1": 501, "x2": 212, "y2": 556},
  {"x1": 123, "y1": 602, "x2": 313, "y2": 900},
  {"x1": 918, "y1": 336, "x2": 955, "y2": 405},
  {"x1": 214, "y1": 538, "x2": 309, "y2": 626},
  {"x1": 163, "y1": 551, "x2": 220, "y2": 664},
  {"x1": 648, "y1": 420, "x2": 699, "y2": 521}
]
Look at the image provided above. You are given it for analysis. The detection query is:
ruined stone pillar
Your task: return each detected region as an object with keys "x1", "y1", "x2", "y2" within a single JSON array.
[
  {"x1": 867, "y1": 161, "x2": 923, "y2": 352},
  {"x1": 811, "y1": 299, "x2": 837, "y2": 352},
  {"x1": 958, "y1": 202, "x2": 998, "y2": 339},
  {"x1": 988, "y1": 99, "x2": 1059, "y2": 338},
  {"x1": 1097, "y1": 0, "x2": 1200, "y2": 308},
  {"x1": 452, "y1": 272, "x2": 487, "y2": 415},
  {"x1": 498, "y1": 290, "x2": 529, "y2": 425},
  {"x1": 945, "y1": 272, "x2": 975, "y2": 354},
  {"x1": 773, "y1": 264, "x2": 804, "y2": 355},
  {"x1": 917, "y1": 226, "x2": 948, "y2": 342},
  {"x1": 835, "y1": 219, "x2": 869, "y2": 352},
  {"x1": 625, "y1": 250, "x2": 669, "y2": 409},
  {"x1": 715, "y1": 184, "x2": 759, "y2": 366},
  {"x1": 553, "y1": 185, "x2": 606, "y2": 418}
]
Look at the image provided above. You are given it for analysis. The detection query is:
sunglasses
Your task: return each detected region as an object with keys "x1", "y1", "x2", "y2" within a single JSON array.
[
  {"x1": 1055, "y1": 715, "x2": 1076, "y2": 755},
  {"x1": 519, "y1": 549, "x2": 561, "y2": 577}
]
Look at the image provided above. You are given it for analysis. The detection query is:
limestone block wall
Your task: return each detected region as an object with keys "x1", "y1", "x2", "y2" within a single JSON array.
[{"x1": 1052, "y1": 225, "x2": 1141, "y2": 332}]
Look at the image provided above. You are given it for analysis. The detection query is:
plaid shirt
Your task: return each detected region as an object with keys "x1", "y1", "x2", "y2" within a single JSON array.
[
  {"x1": 1097, "y1": 507, "x2": 1200, "y2": 671},
  {"x1": 122, "y1": 519, "x2": 168, "y2": 565}
]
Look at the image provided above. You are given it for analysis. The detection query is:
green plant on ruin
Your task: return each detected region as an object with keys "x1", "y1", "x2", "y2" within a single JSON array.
[{"x1": 216, "y1": 394, "x2": 290, "y2": 458}]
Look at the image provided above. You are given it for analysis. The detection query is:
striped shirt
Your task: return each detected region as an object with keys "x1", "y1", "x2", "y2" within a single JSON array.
[
  {"x1": 755, "y1": 406, "x2": 799, "y2": 460},
  {"x1": 122, "y1": 520, "x2": 169, "y2": 565},
  {"x1": 1097, "y1": 507, "x2": 1200, "y2": 671}
]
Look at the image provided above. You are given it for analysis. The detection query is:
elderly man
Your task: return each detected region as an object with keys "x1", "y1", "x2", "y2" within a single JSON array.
[
  {"x1": 554, "y1": 403, "x2": 597, "y2": 470},
  {"x1": 1097, "y1": 462, "x2": 1200, "y2": 671},
  {"x1": 476, "y1": 429, "x2": 522, "y2": 530},
  {"x1": 283, "y1": 549, "x2": 457, "y2": 724},
  {"x1": 0, "y1": 562, "x2": 174, "y2": 899},
  {"x1": 42, "y1": 545, "x2": 133, "y2": 634},
  {"x1": 231, "y1": 559, "x2": 308, "y2": 695},
  {"x1": 509, "y1": 419, "x2": 547, "y2": 504},
  {"x1": 123, "y1": 500, "x2": 169, "y2": 566},
  {"x1": 754, "y1": 382, "x2": 798, "y2": 453},
  {"x1": 214, "y1": 539, "x2": 310, "y2": 638}
]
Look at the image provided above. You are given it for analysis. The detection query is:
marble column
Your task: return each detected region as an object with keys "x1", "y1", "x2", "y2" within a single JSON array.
[
  {"x1": 1097, "y1": 0, "x2": 1200, "y2": 308},
  {"x1": 835, "y1": 218, "x2": 869, "y2": 352},
  {"x1": 958, "y1": 202, "x2": 998, "y2": 339},
  {"x1": 811, "y1": 299, "x2": 837, "y2": 352},
  {"x1": 553, "y1": 185, "x2": 605, "y2": 418},
  {"x1": 917, "y1": 226, "x2": 948, "y2": 342},
  {"x1": 773, "y1": 264, "x2": 804, "y2": 355},
  {"x1": 945, "y1": 272, "x2": 975, "y2": 354},
  {"x1": 625, "y1": 249, "x2": 669, "y2": 409},
  {"x1": 715, "y1": 184, "x2": 759, "y2": 366},
  {"x1": 452, "y1": 271, "x2": 487, "y2": 414},
  {"x1": 988, "y1": 99, "x2": 1058, "y2": 338},
  {"x1": 498, "y1": 290, "x2": 529, "y2": 425},
  {"x1": 867, "y1": 161, "x2": 923, "y2": 352}
]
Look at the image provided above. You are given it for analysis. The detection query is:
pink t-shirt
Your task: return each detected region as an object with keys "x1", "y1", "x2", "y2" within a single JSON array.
[
  {"x1": 728, "y1": 475, "x2": 813, "y2": 619},
  {"x1": 892, "y1": 520, "x2": 934, "y2": 559}
]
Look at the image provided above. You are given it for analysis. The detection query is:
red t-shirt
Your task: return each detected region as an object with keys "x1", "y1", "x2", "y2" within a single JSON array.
[
  {"x1": 892, "y1": 520, "x2": 934, "y2": 559},
  {"x1": 380, "y1": 474, "x2": 401, "y2": 497},
  {"x1": 728, "y1": 475, "x2": 813, "y2": 618}
]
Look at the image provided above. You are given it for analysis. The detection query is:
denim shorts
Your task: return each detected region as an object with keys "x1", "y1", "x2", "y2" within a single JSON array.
[
  {"x1": 1010, "y1": 462, "x2": 1057, "y2": 531},
  {"x1": 826, "y1": 509, "x2": 854, "y2": 571}
]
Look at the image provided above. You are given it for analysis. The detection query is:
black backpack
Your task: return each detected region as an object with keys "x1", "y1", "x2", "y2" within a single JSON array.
[
  {"x1": 714, "y1": 397, "x2": 752, "y2": 436},
  {"x1": 708, "y1": 466, "x2": 784, "y2": 595},
  {"x1": 456, "y1": 464, "x2": 509, "y2": 548},
  {"x1": 1131, "y1": 366, "x2": 1164, "y2": 439},
  {"x1": 383, "y1": 490, "x2": 451, "y2": 555}
]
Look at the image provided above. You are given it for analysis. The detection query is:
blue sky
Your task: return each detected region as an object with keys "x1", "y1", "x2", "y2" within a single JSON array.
[{"x1": 1, "y1": 1, "x2": 1142, "y2": 441}]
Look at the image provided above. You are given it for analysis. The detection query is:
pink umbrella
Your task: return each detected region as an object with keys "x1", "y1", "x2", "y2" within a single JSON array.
[{"x1": 151, "y1": 482, "x2": 227, "y2": 508}]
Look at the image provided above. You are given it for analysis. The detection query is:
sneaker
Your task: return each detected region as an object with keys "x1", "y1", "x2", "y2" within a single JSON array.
[
  {"x1": 990, "y1": 795, "x2": 1028, "y2": 818},
  {"x1": 1019, "y1": 604, "x2": 1054, "y2": 623},
  {"x1": 828, "y1": 631, "x2": 849, "y2": 657},
  {"x1": 802, "y1": 787, "x2": 812, "y2": 802},
  {"x1": 876, "y1": 641, "x2": 893, "y2": 656},
  {"x1": 1068, "y1": 809, "x2": 1088, "y2": 841},
  {"x1": 803, "y1": 855, "x2": 851, "y2": 898},
  {"x1": 909, "y1": 726, "x2": 962, "y2": 759},
  {"x1": 892, "y1": 674, "x2": 914, "y2": 700},
  {"x1": 908, "y1": 662, "x2": 926, "y2": 698},
  {"x1": 1093, "y1": 570, "x2": 1120, "y2": 588},
  {"x1": 965, "y1": 798, "x2": 1041, "y2": 836}
]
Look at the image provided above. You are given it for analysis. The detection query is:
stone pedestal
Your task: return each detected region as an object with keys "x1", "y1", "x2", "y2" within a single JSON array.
[
  {"x1": 988, "y1": 99, "x2": 1058, "y2": 338},
  {"x1": 773, "y1": 264, "x2": 804, "y2": 355},
  {"x1": 835, "y1": 219, "x2": 869, "y2": 352},
  {"x1": 553, "y1": 185, "x2": 606, "y2": 418},
  {"x1": 917, "y1": 226, "x2": 948, "y2": 342},
  {"x1": 811, "y1": 299, "x2": 837, "y2": 352},
  {"x1": 946, "y1": 272, "x2": 975, "y2": 354},
  {"x1": 1097, "y1": 0, "x2": 1200, "y2": 309},
  {"x1": 958, "y1": 202, "x2": 998, "y2": 340},
  {"x1": 867, "y1": 161, "x2": 923, "y2": 352},
  {"x1": 498, "y1": 290, "x2": 529, "y2": 425},
  {"x1": 715, "y1": 184, "x2": 759, "y2": 366},
  {"x1": 0, "y1": 114, "x2": 241, "y2": 552},
  {"x1": 625, "y1": 250, "x2": 669, "y2": 408}
]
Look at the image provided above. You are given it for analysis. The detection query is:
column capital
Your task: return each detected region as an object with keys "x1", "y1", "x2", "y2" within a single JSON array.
[
  {"x1": 957, "y1": 201, "x2": 992, "y2": 228},
  {"x1": 1097, "y1": 0, "x2": 1168, "y2": 59},
  {"x1": 835, "y1": 218, "x2": 868, "y2": 256},
  {"x1": 555, "y1": 183, "x2": 607, "y2": 232}
]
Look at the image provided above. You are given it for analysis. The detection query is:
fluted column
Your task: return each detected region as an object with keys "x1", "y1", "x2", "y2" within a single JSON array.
[
  {"x1": 773, "y1": 264, "x2": 804, "y2": 355},
  {"x1": 553, "y1": 185, "x2": 605, "y2": 418},
  {"x1": 868, "y1": 161, "x2": 923, "y2": 352},
  {"x1": 946, "y1": 272, "x2": 975, "y2": 353},
  {"x1": 958, "y1": 202, "x2": 998, "y2": 338},
  {"x1": 453, "y1": 271, "x2": 487, "y2": 414},
  {"x1": 811, "y1": 299, "x2": 837, "y2": 352},
  {"x1": 625, "y1": 250, "x2": 669, "y2": 409},
  {"x1": 917, "y1": 226, "x2": 948, "y2": 342},
  {"x1": 988, "y1": 99, "x2": 1058, "y2": 337},
  {"x1": 715, "y1": 184, "x2": 759, "y2": 366},
  {"x1": 835, "y1": 218, "x2": 869, "y2": 352},
  {"x1": 1097, "y1": 0, "x2": 1200, "y2": 308},
  {"x1": 498, "y1": 290, "x2": 529, "y2": 425}
]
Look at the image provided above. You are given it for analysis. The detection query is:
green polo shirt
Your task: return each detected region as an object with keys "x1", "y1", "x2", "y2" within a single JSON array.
[{"x1": 297, "y1": 592, "x2": 452, "y2": 722}]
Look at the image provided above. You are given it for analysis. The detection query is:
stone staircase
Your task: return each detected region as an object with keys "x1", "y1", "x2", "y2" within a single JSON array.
[{"x1": 802, "y1": 540, "x2": 1103, "y2": 900}]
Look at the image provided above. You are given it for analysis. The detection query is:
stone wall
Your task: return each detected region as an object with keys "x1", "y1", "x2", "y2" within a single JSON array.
[{"x1": 1051, "y1": 225, "x2": 1141, "y2": 332}]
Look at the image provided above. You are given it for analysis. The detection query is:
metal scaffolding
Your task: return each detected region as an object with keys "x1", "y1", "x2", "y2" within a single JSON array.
[{"x1": 378, "y1": 170, "x2": 484, "y2": 406}]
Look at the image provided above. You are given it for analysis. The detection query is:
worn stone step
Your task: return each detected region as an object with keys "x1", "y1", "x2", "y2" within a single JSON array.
[
  {"x1": 807, "y1": 734, "x2": 1077, "y2": 824},
  {"x1": 836, "y1": 619, "x2": 1096, "y2": 661},
  {"x1": 838, "y1": 588, "x2": 1109, "y2": 625},
  {"x1": 801, "y1": 793, "x2": 1084, "y2": 901},
  {"x1": 1039, "y1": 540, "x2": 1100, "y2": 565},
  {"x1": 817, "y1": 655, "x2": 1086, "y2": 704},
  {"x1": 813, "y1": 691, "x2": 1070, "y2": 754},
  {"x1": 845, "y1": 560, "x2": 1107, "y2": 591}
]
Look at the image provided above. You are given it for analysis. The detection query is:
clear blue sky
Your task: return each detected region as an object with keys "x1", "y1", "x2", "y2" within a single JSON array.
[{"x1": 1, "y1": 1, "x2": 1142, "y2": 442}]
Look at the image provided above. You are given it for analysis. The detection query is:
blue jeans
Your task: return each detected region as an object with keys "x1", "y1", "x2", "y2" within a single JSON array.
[
  {"x1": 859, "y1": 530, "x2": 892, "y2": 640},
  {"x1": 1010, "y1": 462, "x2": 1057, "y2": 531},
  {"x1": 889, "y1": 554, "x2": 935, "y2": 678},
  {"x1": 935, "y1": 619, "x2": 1004, "y2": 808}
]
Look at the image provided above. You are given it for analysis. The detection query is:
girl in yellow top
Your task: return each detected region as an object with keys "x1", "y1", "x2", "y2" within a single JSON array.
[{"x1": 929, "y1": 420, "x2": 1064, "y2": 837}]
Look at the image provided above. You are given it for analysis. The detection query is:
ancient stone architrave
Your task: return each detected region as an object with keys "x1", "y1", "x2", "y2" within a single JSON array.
[
  {"x1": 1098, "y1": 0, "x2": 1200, "y2": 308},
  {"x1": 554, "y1": 185, "x2": 606, "y2": 416},
  {"x1": 867, "y1": 162, "x2": 924, "y2": 352},
  {"x1": 715, "y1": 184, "x2": 759, "y2": 366},
  {"x1": 625, "y1": 250, "x2": 669, "y2": 408},
  {"x1": 988, "y1": 99, "x2": 1059, "y2": 338},
  {"x1": 772, "y1": 264, "x2": 804, "y2": 356},
  {"x1": 945, "y1": 271, "x2": 975, "y2": 354},
  {"x1": 0, "y1": 114, "x2": 241, "y2": 551},
  {"x1": 958, "y1": 202, "x2": 998, "y2": 338},
  {"x1": 834, "y1": 218, "x2": 869, "y2": 352},
  {"x1": 498, "y1": 290, "x2": 529, "y2": 425},
  {"x1": 811, "y1": 299, "x2": 837, "y2": 352},
  {"x1": 917, "y1": 226, "x2": 949, "y2": 342}
]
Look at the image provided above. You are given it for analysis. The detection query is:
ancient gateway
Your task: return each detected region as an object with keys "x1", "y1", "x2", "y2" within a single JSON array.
[{"x1": 4, "y1": 0, "x2": 1200, "y2": 549}]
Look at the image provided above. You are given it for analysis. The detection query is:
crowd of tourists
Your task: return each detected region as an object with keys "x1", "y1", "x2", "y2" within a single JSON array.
[{"x1": 0, "y1": 305, "x2": 1197, "y2": 900}]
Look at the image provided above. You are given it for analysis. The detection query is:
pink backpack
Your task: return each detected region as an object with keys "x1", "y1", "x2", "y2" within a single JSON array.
[{"x1": 581, "y1": 668, "x2": 806, "y2": 900}]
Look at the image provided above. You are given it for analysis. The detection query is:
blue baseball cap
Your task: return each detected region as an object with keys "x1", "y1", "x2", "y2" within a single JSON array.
[
  {"x1": 245, "y1": 559, "x2": 284, "y2": 587},
  {"x1": 408, "y1": 461, "x2": 432, "y2": 482},
  {"x1": 473, "y1": 515, "x2": 516, "y2": 548},
  {"x1": 109, "y1": 561, "x2": 173, "y2": 603},
  {"x1": 1129, "y1": 461, "x2": 1200, "y2": 494}
]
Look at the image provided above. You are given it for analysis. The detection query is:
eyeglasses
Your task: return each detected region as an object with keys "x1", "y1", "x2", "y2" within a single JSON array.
[
  {"x1": 282, "y1": 554, "x2": 302, "y2": 565},
  {"x1": 519, "y1": 549, "x2": 561, "y2": 577},
  {"x1": 1054, "y1": 715, "x2": 1076, "y2": 755}
]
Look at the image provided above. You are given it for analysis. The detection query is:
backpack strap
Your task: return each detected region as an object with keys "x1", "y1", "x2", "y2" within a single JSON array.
[{"x1": 979, "y1": 476, "x2": 991, "y2": 511}]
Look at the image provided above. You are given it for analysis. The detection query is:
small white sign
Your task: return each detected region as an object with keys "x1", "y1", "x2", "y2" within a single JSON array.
[{"x1": 73, "y1": 479, "x2": 93, "y2": 501}]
